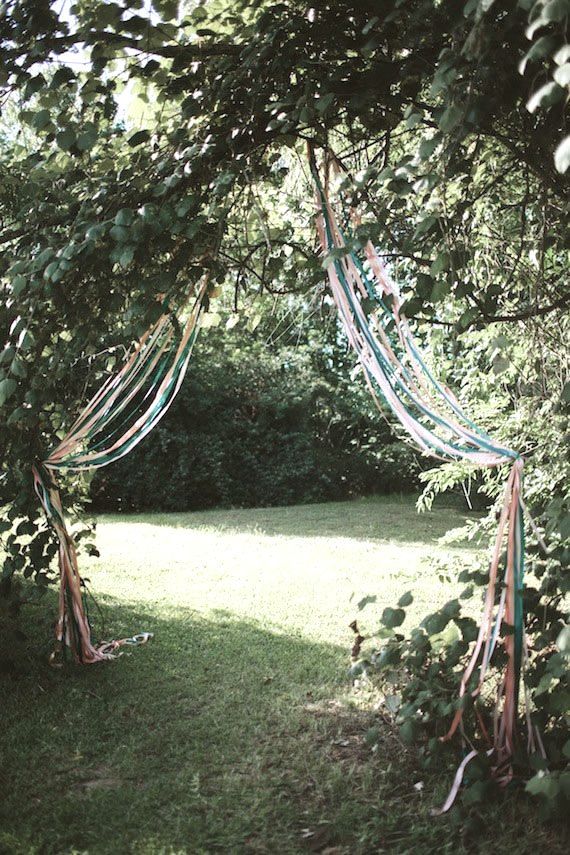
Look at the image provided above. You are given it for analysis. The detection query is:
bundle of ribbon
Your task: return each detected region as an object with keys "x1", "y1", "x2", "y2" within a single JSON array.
[
  {"x1": 308, "y1": 147, "x2": 544, "y2": 809},
  {"x1": 32, "y1": 281, "x2": 208, "y2": 664}
]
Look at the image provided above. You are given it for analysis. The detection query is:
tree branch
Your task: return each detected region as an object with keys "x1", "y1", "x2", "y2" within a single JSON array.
[{"x1": 470, "y1": 293, "x2": 570, "y2": 327}]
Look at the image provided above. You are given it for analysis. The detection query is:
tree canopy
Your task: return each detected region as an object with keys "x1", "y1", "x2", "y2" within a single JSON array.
[{"x1": 0, "y1": 0, "x2": 568, "y2": 811}]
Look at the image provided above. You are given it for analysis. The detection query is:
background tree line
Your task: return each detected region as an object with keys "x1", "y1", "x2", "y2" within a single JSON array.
[{"x1": 90, "y1": 294, "x2": 420, "y2": 511}]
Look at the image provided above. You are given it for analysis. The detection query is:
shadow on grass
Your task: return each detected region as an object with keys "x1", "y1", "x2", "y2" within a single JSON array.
[
  {"x1": 2, "y1": 592, "x2": 568, "y2": 855},
  {"x1": 97, "y1": 494, "x2": 481, "y2": 548},
  {"x1": 0, "y1": 592, "x2": 381, "y2": 854}
]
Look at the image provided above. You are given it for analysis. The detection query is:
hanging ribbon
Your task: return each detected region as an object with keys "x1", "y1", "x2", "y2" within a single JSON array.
[
  {"x1": 33, "y1": 281, "x2": 208, "y2": 664},
  {"x1": 308, "y1": 146, "x2": 535, "y2": 808}
]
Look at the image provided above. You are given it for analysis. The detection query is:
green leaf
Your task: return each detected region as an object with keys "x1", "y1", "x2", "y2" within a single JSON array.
[
  {"x1": 398, "y1": 591, "x2": 413, "y2": 607},
  {"x1": 455, "y1": 616, "x2": 478, "y2": 642},
  {"x1": 555, "y1": 625, "x2": 570, "y2": 655},
  {"x1": 118, "y1": 246, "x2": 136, "y2": 268},
  {"x1": 559, "y1": 513, "x2": 570, "y2": 540},
  {"x1": 431, "y1": 280, "x2": 450, "y2": 302},
  {"x1": 115, "y1": 208, "x2": 135, "y2": 227},
  {"x1": 11, "y1": 275, "x2": 27, "y2": 296},
  {"x1": 422, "y1": 611, "x2": 450, "y2": 636},
  {"x1": 463, "y1": 780, "x2": 491, "y2": 805},
  {"x1": 86, "y1": 224, "x2": 106, "y2": 242},
  {"x1": 382, "y1": 607, "x2": 405, "y2": 628},
  {"x1": 110, "y1": 225, "x2": 129, "y2": 242},
  {"x1": 554, "y1": 45, "x2": 570, "y2": 65},
  {"x1": 56, "y1": 128, "x2": 76, "y2": 151},
  {"x1": 413, "y1": 215, "x2": 438, "y2": 239},
  {"x1": 24, "y1": 74, "x2": 47, "y2": 99},
  {"x1": 554, "y1": 135, "x2": 570, "y2": 173},
  {"x1": 385, "y1": 693, "x2": 401, "y2": 714},
  {"x1": 518, "y1": 35, "x2": 557, "y2": 74},
  {"x1": 430, "y1": 252, "x2": 450, "y2": 275},
  {"x1": 128, "y1": 129, "x2": 151, "y2": 146},
  {"x1": 315, "y1": 93, "x2": 335, "y2": 113},
  {"x1": 51, "y1": 67, "x2": 76, "y2": 88},
  {"x1": 10, "y1": 358, "x2": 27, "y2": 379},
  {"x1": 43, "y1": 261, "x2": 59, "y2": 281},
  {"x1": 458, "y1": 306, "x2": 479, "y2": 329},
  {"x1": 526, "y1": 81, "x2": 564, "y2": 113},
  {"x1": 526, "y1": 772, "x2": 560, "y2": 800},
  {"x1": 32, "y1": 109, "x2": 51, "y2": 130},
  {"x1": 77, "y1": 124, "x2": 97, "y2": 151},
  {"x1": 175, "y1": 197, "x2": 195, "y2": 218},
  {"x1": 527, "y1": 0, "x2": 570, "y2": 39},
  {"x1": 438, "y1": 104, "x2": 463, "y2": 133},
  {"x1": 0, "y1": 378, "x2": 17, "y2": 407},
  {"x1": 357, "y1": 594, "x2": 377, "y2": 610},
  {"x1": 418, "y1": 135, "x2": 440, "y2": 160},
  {"x1": 361, "y1": 297, "x2": 376, "y2": 316},
  {"x1": 553, "y1": 62, "x2": 570, "y2": 86},
  {"x1": 399, "y1": 718, "x2": 418, "y2": 745}
]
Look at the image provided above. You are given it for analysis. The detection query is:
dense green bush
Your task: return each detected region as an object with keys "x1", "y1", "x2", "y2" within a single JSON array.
[{"x1": 91, "y1": 308, "x2": 421, "y2": 511}]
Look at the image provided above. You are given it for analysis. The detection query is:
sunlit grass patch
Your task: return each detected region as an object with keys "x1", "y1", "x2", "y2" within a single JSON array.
[{"x1": 1, "y1": 496, "x2": 566, "y2": 854}]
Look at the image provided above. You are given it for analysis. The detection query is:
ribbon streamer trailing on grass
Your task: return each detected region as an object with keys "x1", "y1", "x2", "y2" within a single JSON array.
[
  {"x1": 32, "y1": 281, "x2": 207, "y2": 664},
  {"x1": 308, "y1": 146, "x2": 541, "y2": 809}
]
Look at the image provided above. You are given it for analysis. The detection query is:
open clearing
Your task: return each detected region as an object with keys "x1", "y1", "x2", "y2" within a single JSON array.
[{"x1": 1, "y1": 496, "x2": 565, "y2": 854}]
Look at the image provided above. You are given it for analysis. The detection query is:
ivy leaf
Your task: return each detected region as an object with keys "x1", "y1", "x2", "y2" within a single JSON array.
[
  {"x1": 357, "y1": 594, "x2": 377, "y2": 610},
  {"x1": 398, "y1": 591, "x2": 413, "y2": 607}
]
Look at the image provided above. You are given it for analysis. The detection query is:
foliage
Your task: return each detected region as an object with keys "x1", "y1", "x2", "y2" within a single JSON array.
[
  {"x1": 90, "y1": 299, "x2": 420, "y2": 511},
  {"x1": 0, "y1": 0, "x2": 568, "y2": 819},
  {"x1": 353, "y1": 564, "x2": 569, "y2": 817},
  {"x1": 1, "y1": 0, "x2": 567, "y2": 583}
]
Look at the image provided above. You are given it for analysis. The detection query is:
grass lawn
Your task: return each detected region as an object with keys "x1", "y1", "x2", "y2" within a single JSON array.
[{"x1": 0, "y1": 495, "x2": 566, "y2": 854}]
